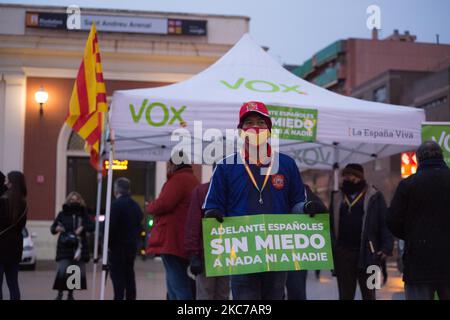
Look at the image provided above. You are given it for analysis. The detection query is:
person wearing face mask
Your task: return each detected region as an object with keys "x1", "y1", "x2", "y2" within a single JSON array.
[
  {"x1": 202, "y1": 101, "x2": 326, "y2": 300},
  {"x1": 146, "y1": 151, "x2": 200, "y2": 300},
  {"x1": 0, "y1": 171, "x2": 27, "y2": 300},
  {"x1": 50, "y1": 191, "x2": 93, "y2": 300},
  {"x1": 329, "y1": 163, "x2": 393, "y2": 300}
]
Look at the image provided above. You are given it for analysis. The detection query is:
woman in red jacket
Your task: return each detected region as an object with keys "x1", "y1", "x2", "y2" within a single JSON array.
[{"x1": 146, "y1": 152, "x2": 200, "y2": 300}]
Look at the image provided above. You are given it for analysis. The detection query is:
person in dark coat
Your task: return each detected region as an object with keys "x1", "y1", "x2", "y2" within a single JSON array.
[
  {"x1": 50, "y1": 191, "x2": 93, "y2": 300},
  {"x1": 109, "y1": 177, "x2": 143, "y2": 300},
  {"x1": 387, "y1": 141, "x2": 450, "y2": 300},
  {"x1": 330, "y1": 163, "x2": 393, "y2": 300},
  {"x1": 146, "y1": 151, "x2": 200, "y2": 300},
  {"x1": 0, "y1": 171, "x2": 7, "y2": 197},
  {"x1": 285, "y1": 184, "x2": 327, "y2": 300},
  {"x1": 185, "y1": 180, "x2": 230, "y2": 300},
  {"x1": 0, "y1": 171, "x2": 27, "y2": 300}
]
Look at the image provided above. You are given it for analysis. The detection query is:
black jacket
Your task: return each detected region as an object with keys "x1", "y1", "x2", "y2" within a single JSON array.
[
  {"x1": 0, "y1": 197, "x2": 27, "y2": 264},
  {"x1": 109, "y1": 195, "x2": 143, "y2": 255},
  {"x1": 387, "y1": 160, "x2": 450, "y2": 284},
  {"x1": 50, "y1": 204, "x2": 94, "y2": 262},
  {"x1": 330, "y1": 185, "x2": 394, "y2": 268}
]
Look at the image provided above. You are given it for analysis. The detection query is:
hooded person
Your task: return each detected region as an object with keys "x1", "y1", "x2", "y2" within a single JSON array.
[
  {"x1": 202, "y1": 101, "x2": 327, "y2": 300},
  {"x1": 387, "y1": 141, "x2": 450, "y2": 300},
  {"x1": 329, "y1": 163, "x2": 393, "y2": 300}
]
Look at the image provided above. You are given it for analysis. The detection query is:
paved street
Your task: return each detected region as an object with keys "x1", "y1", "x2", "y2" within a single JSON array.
[{"x1": 3, "y1": 258, "x2": 405, "y2": 300}]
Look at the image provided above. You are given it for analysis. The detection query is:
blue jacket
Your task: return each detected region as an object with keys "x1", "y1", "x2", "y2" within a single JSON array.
[{"x1": 203, "y1": 152, "x2": 306, "y2": 216}]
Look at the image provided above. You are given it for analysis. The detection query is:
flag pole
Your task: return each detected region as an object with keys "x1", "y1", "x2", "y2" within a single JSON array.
[
  {"x1": 91, "y1": 164, "x2": 102, "y2": 300},
  {"x1": 100, "y1": 116, "x2": 114, "y2": 300},
  {"x1": 91, "y1": 120, "x2": 105, "y2": 300},
  {"x1": 64, "y1": 21, "x2": 108, "y2": 300}
]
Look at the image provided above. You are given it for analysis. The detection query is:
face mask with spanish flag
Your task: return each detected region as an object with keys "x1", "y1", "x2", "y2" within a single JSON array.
[
  {"x1": 240, "y1": 127, "x2": 271, "y2": 146},
  {"x1": 240, "y1": 127, "x2": 271, "y2": 165}
]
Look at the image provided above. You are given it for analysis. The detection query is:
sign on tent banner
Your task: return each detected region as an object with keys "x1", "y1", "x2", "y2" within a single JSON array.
[
  {"x1": 267, "y1": 105, "x2": 317, "y2": 142},
  {"x1": 202, "y1": 214, "x2": 334, "y2": 277},
  {"x1": 421, "y1": 123, "x2": 450, "y2": 168}
]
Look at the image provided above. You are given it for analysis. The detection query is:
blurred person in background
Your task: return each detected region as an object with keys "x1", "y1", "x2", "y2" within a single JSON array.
[
  {"x1": 388, "y1": 141, "x2": 450, "y2": 300},
  {"x1": 146, "y1": 151, "x2": 200, "y2": 300},
  {"x1": 51, "y1": 191, "x2": 93, "y2": 300},
  {"x1": 185, "y1": 163, "x2": 230, "y2": 300},
  {"x1": 109, "y1": 177, "x2": 143, "y2": 300},
  {"x1": 0, "y1": 171, "x2": 27, "y2": 300},
  {"x1": 330, "y1": 163, "x2": 393, "y2": 300}
]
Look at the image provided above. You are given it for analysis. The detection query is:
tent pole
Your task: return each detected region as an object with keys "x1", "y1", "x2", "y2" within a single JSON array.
[
  {"x1": 333, "y1": 142, "x2": 339, "y2": 192},
  {"x1": 100, "y1": 142, "x2": 114, "y2": 300},
  {"x1": 91, "y1": 167, "x2": 102, "y2": 300}
]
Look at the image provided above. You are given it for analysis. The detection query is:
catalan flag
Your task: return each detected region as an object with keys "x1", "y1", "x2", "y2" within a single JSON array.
[{"x1": 66, "y1": 22, "x2": 107, "y2": 171}]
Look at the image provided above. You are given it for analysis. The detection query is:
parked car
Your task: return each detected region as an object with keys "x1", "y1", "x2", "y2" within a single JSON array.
[{"x1": 20, "y1": 227, "x2": 37, "y2": 270}]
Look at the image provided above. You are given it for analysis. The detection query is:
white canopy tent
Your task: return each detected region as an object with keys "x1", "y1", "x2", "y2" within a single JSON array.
[
  {"x1": 97, "y1": 34, "x2": 425, "y2": 299},
  {"x1": 109, "y1": 33, "x2": 425, "y2": 169}
]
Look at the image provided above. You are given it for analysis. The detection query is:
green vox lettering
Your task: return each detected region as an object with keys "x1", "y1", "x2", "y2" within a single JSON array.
[
  {"x1": 220, "y1": 77, "x2": 306, "y2": 94},
  {"x1": 220, "y1": 77, "x2": 245, "y2": 89},
  {"x1": 431, "y1": 131, "x2": 450, "y2": 152},
  {"x1": 245, "y1": 80, "x2": 279, "y2": 93},
  {"x1": 129, "y1": 100, "x2": 186, "y2": 127},
  {"x1": 146, "y1": 102, "x2": 169, "y2": 127},
  {"x1": 129, "y1": 99, "x2": 148, "y2": 123}
]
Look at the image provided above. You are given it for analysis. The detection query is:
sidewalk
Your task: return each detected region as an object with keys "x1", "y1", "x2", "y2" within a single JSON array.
[{"x1": 11, "y1": 258, "x2": 405, "y2": 300}]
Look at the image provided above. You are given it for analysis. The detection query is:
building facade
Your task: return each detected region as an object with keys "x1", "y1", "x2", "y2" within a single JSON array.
[
  {"x1": 351, "y1": 66, "x2": 450, "y2": 200},
  {"x1": 292, "y1": 30, "x2": 450, "y2": 96},
  {"x1": 290, "y1": 30, "x2": 450, "y2": 205}
]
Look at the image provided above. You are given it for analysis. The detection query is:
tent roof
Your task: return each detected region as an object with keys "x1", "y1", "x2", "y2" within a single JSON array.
[{"x1": 110, "y1": 34, "x2": 425, "y2": 169}]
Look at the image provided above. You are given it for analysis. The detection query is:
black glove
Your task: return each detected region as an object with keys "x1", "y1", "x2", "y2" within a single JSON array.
[
  {"x1": 303, "y1": 201, "x2": 328, "y2": 217},
  {"x1": 204, "y1": 209, "x2": 224, "y2": 223},
  {"x1": 189, "y1": 255, "x2": 203, "y2": 276}
]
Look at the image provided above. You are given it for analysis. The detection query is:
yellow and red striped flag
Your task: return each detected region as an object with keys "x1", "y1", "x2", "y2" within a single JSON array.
[{"x1": 66, "y1": 22, "x2": 107, "y2": 171}]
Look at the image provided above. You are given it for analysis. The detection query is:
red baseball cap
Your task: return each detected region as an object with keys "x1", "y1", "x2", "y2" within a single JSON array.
[{"x1": 238, "y1": 101, "x2": 272, "y2": 131}]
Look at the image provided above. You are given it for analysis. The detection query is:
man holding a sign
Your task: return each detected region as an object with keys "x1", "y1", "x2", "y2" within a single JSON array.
[{"x1": 202, "y1": 101, "x2": 326, "y2": 300}]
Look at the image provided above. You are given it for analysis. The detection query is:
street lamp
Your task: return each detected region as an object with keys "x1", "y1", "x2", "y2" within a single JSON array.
[{"x1": 34, "y1": 86, "x2": 48, "y2": 116}]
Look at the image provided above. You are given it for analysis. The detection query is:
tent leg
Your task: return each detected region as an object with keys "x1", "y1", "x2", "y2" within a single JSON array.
[
  {"x1": 100, "y1": 145, "x2": 114, "y2": 300},
  {"x1": 333, "y1": 165, "x2": 339, "y2": 192},
  {"x1": 333, "y1": 142, "x2": 340, "y2": 192},
  {"x1": 91, "y1": 170, "x2": 102, "y2": 300}
]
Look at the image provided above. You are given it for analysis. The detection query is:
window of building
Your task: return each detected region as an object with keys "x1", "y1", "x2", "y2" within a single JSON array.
[{"x1": 373, "y1": 86, "x2": 387, "y2": 103}]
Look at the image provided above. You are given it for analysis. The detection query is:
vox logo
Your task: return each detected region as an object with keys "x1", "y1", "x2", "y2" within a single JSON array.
[
  {"x1": 129, "y1": 100, "x2": 186, "y2": 127},
  {"x1": 220, "y1": 77, "x2": 307, "y2": 95},
  {"x1": 431, "y1": 131, "x2": 450, "y2": 152}
]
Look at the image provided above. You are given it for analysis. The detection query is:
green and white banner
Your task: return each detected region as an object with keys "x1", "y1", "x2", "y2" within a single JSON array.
[
  {"x1": 421, "y1": 122, "x2": 450, "y2": 168},
  {"x1": 202, "y1": 214, "x2": 334, "y2": 277},
  {"x1": 267, "y1": 105, "x2": 318, "y2": 142}
]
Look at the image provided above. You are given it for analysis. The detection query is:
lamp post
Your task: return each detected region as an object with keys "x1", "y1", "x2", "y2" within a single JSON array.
[{"x1": 34, "y1": 86, "x2": 48, "y2": 116}]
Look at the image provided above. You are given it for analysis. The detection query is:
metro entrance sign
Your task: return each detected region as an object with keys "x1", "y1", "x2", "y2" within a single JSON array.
[{"x1": 25, "y1": 11, "x2": 207, "y2": 36}]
